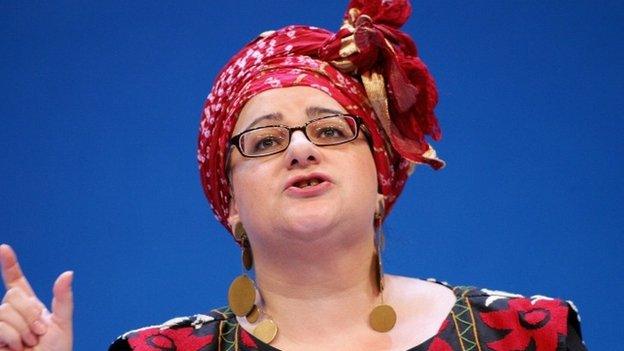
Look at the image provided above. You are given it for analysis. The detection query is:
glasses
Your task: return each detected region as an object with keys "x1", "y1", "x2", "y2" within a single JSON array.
[{"x1": 230, "y1": 114, "x2": 364, "y2": 157}]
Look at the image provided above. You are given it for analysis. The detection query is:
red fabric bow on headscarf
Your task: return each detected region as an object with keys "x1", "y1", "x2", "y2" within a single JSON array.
[
  {"x1": 198, "y1": 0, "x2": 444, "y2": 238},
  {"x1": 319, "y1": 0, "x2": 442, "y2": 165}
]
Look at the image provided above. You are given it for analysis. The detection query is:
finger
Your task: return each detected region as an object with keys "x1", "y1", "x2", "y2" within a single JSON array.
[
  {"x1": 0, "y1": 321, "x2": 23, "y2": 351},
  {"x1": 1, "y1": 289, "x2": 45, "y2": 336},
  {"x1": 51, "y1": 271, "x2": 73, "y2": 327},
  {"x1": 0, "y1": 245, "x2": 35, "y2": 297},
  {"x1": 0, "y1": 304, "x2": 38, "y2": 347}
]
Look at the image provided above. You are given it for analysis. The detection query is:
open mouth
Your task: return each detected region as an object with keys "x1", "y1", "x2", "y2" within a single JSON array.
[
  {"x1": 285, "y1": 173, "x2": 332, "y2": 192},
  {"x1": 294, "y1": 178, "x2": 323, "y2": 188}
]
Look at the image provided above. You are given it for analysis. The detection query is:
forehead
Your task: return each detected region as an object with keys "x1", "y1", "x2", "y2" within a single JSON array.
[{"x1": 235, "y1": 87, "x2": 346, "y2": 130}]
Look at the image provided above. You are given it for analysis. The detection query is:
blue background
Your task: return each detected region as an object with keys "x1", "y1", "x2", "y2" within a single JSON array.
[{"x1": 1, "y1": 1, "x2": 622, "y2": 349}]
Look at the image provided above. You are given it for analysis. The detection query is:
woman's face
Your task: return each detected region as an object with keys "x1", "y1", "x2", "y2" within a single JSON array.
[{"x1": 228, "y1": 86, "x2": 379, "y2": 245}]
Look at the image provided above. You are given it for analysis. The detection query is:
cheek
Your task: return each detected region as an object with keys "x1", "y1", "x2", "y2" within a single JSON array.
[
  {"x1": 356, "y1": 147, "x2": 379, "y2": 188},
  {"x1": 230, "y1": 161, "x2": 277, "y2": 217},
  {"x1": 340, "y1": 145, "x2": 379, "y2": 201}
]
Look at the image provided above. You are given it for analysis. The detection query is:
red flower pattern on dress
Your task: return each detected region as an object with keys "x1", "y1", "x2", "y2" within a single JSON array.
[
  {"x1": 427, "y1": 338, "x2": 453, "y2": 351},
  {"x1": 110, "y1": 284, "x2": 585, "y2": 351},
  {"x1": 427, "y1": 319, "x2": 453, "y2": 351},
  {"x1": 240, "y1": 328, "x2": 258, "y2": 348},
  {"x1": 128, "y1": 326, "x2": 214, "y2": 351},
  {"x1": 480, "y1": 298, "x2": 568, "y2": 351}
]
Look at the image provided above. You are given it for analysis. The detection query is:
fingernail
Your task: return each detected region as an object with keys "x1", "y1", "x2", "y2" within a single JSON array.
[
  {"x1": 32, "y1": 319, "x2": 47, "y2": 335},
  {"x1": 23, "y1": 332, "x2": 38, "y2": 346}
]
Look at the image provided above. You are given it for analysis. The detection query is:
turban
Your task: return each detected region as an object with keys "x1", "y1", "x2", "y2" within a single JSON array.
[{"x1": 198, "y1": 0, "x2": 444, "y2": 239}]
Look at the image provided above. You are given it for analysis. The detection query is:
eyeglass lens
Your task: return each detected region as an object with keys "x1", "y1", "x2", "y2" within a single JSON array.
[{"x1": 238, "y1": 115, "x2": 358, "y2": 157}]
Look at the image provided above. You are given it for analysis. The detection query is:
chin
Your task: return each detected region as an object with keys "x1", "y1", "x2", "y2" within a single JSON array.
[{"x1": 280, "y1": 207, "x2": 339, "y2": 238}]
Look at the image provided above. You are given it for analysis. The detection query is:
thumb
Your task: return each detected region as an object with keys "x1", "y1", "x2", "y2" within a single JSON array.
[{"x1": 51, "y1": 271, "x2": 74, "y2": 326}]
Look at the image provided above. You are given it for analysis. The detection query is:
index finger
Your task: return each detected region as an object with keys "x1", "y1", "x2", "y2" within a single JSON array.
[{"x1": 0, "y1": 244, "x2": 36, "y2": 296}]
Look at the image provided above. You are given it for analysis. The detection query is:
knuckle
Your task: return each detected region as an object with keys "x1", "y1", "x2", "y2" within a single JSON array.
[
  {"x1": 3, "y1": 288, "x2": 21, "y2": 302},
  {"x1": 25, "y1": 306, "x2": 41, "y2": 323},
  {"x1": 3, "y1": 321, "x2": 27, "y2": 337},
  {"x1": 1, "y1": 290, "x2": 13, "y2": 303},
  {"x1": 0, "y1": 295, "x2": 41, "y2": 326},
  {"x1": 0, "y1": 321, "x2": 21, "y2": 349},
  {"x1": 0, "y1": 305, "x2": 14, "y2": 324},
  {"x1": 0, "y1": 310, "x2": 20, "y2": 333},
  {"x1": 5, "y1": 288, "x2": 17, "y2": 298}
]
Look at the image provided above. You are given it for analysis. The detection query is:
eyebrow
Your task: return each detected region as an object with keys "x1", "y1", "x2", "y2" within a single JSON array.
[{"x1": 244, "y1": 106, "x2": 345, "y2": 131}]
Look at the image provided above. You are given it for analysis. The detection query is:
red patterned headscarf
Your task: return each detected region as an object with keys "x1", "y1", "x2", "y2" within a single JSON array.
[{"x1": 198, "y1": 0, "x2": 444, "y2": 238}]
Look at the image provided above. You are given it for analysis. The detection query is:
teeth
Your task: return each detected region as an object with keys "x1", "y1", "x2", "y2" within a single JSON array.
[{"x1": 295, "y1": 178, "x2": 321, "y2": 188}]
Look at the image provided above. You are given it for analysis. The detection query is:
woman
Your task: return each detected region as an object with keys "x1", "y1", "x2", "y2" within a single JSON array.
[{"x1": 0, "y1": 0, "x2": 585, "y2": 350}]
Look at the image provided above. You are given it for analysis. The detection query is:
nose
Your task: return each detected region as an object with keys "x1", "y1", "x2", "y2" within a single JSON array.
[{"x1": 284, "y1": 130, "x2": 321, "y2": 169}]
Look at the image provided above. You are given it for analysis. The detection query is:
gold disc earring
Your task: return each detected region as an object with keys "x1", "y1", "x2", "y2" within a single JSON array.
[
  {"x1": 228, "y1": 223, "x2": 279, "y2": 344},
  {"x1": 228, "y1": 224, "x2": 257, "y2": 318},
  {"x1": 369, "y1": 218, "x2": 397, "y2": 333},
  {"x1": 253, "y1": 312, "x2": 279, "y2": 344}
]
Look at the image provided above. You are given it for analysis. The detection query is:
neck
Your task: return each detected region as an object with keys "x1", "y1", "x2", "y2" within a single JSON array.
[{"x1": 248, "y1": 225, "x2": 381, "y2": 344}]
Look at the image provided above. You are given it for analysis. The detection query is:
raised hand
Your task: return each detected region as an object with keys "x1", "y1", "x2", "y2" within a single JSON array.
[{"x1": 0, "y1": 244, "x2": 73, "y2": 351}]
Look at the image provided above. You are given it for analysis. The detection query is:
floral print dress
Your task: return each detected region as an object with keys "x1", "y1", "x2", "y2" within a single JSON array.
[{"x1": 109, "y1": 281, "x2": 586, "y2": 351}]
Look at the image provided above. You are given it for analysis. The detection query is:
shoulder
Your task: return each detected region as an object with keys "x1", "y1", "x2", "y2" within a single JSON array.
[
  {"x1": 108, "y1": 307, "x2": 238, "y2": 351},
  {"x1": 437, "y1": 280, "x2": 586, "y2": 351}
]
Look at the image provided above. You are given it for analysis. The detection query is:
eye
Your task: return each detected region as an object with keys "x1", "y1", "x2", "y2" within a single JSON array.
[
  {"x1": 318, "y1": 126, "x2": 345, "y2": 139},
  {"x1": 240, "y1": 127, "x2": 288, "y2": 155},
  {"x1": 254, "y1": 136, "x2": 281, "y2": 151},
  {"x1": 309, "y1": 116, "x2": 355, "y2": 142}
]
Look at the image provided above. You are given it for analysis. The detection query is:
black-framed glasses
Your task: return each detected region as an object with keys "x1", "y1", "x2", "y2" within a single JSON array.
[{"x1": 230, "y1": 114, "x2": 364, "y2": 157}]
